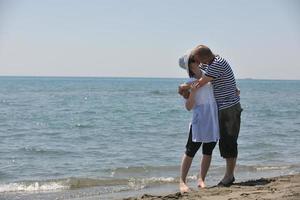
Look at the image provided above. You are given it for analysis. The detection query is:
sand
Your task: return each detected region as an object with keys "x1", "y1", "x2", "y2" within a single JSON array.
[{"x1": 124, "y1": 173, "x2": 300, "y2": 200}]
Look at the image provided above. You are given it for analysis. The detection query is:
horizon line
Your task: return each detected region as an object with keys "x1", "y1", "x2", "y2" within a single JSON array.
[{"x1": 0, "y1": 75, "x2": 299, "y2": 81}]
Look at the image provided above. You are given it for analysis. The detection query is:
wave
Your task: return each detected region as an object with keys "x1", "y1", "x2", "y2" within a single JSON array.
[
  {"x1": 254, "y1": 166, "x2": 292, "y2": 171},
  {"x1": 1, "y1": 164, "x2": 299, "y2": 193},
  {"x1": 0, "y1": 176, "x2": 180, "y2": 193},
  {"x1": 74, "y1": 123, "x2": 94, "y2": 129},
  {"x1": 149, "y1": 90, "x2": 167, "y2": 96},
  {"x1": 0, "y1": 181, "x2": 68, "y2": 193},
  {"x1": 234, "y1": 164, "x2": 300, "y2": 173},
  {"x1": 108, "y1": 165, "x2": 180, "y2": 177},
  {"x1": 18, "y1": 147, "x2": 73, "y2": 156},
  {"x1": 110, "y1": 164, "x2": 300, "y2": 176}
]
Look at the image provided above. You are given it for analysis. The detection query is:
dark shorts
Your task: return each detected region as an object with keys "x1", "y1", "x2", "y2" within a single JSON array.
[
  {"x1": 218, "y1": 103, "x2": 243, "y2": 158},
  {"x1": 185, "y1": 126, "x2": 217, "y2": 157}
]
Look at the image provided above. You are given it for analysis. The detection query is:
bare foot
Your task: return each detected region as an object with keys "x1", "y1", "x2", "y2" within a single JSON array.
[
  {"x1": 179, "y1": 181, "x2": 191, "y2": 194},
  {"x1": 197, "y1": 179, "x2": 206, "y2": 188}
]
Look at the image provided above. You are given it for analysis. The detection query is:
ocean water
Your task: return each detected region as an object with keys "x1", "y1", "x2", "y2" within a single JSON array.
[{"x1": 0, "y1": 77, "x2": 299, "y2": 199}]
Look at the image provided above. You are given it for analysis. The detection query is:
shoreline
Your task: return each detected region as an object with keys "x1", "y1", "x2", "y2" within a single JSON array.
[
  {"x1": 123, "y1": 173, "x2": 300, "y2": 200},
  {"x1": 1, "y1": 173, "x2": 299, "y2": 200}
]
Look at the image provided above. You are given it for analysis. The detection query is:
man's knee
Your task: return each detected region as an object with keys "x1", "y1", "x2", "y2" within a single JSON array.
[{"x1": 219, "y1": 139, "x2": 238, "y2": 158}]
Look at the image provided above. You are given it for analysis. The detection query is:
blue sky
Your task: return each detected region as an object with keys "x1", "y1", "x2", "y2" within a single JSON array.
[{"x1": 0, "y1": 0, "x2": 299, "y2": 79}]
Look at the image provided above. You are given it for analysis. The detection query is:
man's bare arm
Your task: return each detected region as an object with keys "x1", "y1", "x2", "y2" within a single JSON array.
[{"x1": 195, "y1": 75, "x2": 213, "y2": 88}]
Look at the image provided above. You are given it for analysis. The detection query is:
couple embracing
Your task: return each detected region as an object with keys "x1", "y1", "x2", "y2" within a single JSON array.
[{"x1": 178, "y1": 45, "x2": 243, "y2": 193}]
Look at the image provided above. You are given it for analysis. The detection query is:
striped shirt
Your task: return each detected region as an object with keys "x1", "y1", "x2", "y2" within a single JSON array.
[{"x1": 201, "y1": 56, "x2": 240, "y2": 110}]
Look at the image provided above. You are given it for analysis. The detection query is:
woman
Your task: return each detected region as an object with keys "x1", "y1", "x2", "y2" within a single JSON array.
[{"x1": 178, "y1": 51, "x2": 219, "y2": 193}]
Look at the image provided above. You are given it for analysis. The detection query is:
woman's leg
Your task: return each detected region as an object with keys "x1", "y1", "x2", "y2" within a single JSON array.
[
  {"x1": 198, "y1": 142, "x2": 217, "y2": 188},
  {"x1": 180, "y1": 154, "x2": 193, "y2": 193},
  {"x1": 198, "y1": 155, "x2": 212, "y2": 188},
  {"x1": 180, "y1": 127, "x2": 201, "y2": 193}
]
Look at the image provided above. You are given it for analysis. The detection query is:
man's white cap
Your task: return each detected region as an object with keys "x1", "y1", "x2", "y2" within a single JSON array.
[{"x1": 178, "y1": 49, "x2": 192, "y2": 72}]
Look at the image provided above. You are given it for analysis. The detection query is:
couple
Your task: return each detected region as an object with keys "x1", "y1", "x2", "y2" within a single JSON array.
[{"x1": 178, "y1": 45, "x2": 242, "y2": 193}]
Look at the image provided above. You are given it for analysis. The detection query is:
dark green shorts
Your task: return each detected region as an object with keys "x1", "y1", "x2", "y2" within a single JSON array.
[{"x1": 218, "y1": 103, "x2": 243, "y2": 158}]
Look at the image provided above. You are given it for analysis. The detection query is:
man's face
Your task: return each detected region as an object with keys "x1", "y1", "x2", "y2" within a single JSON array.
[{"x1": 193, "y1": 54, "x2": 209, "y2": 65}]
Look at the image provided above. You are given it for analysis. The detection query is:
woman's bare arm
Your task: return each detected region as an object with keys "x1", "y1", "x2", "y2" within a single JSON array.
[
  {"x1": 178, "y1": 80, "x2": 198, "y2": 95},
  {"x1": 185, "y1": 85, "x2": 197, "y2": 111}
]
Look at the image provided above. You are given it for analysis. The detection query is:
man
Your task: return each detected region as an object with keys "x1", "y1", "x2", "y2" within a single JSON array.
[{"x1": 179, "y1": 45, "x2": 242, "y2": 186}]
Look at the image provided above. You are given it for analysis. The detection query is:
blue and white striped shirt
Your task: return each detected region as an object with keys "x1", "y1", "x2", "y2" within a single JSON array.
[{"x1": 201, "y1": 56, "x2": 240, "y2": 110}]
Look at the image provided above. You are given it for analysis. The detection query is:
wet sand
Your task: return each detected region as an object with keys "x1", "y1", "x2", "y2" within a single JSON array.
[{"x1": 124, "y1": 173, "x2": 300, "y2": 200}]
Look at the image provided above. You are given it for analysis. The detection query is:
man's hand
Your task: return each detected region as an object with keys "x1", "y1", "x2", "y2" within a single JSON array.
[
  {"x1": 190, "y1": 82, "x2": 198, "y2": 93},
  {"x1": 236, "y1": 87, "x2": 240, "y2": 96}
]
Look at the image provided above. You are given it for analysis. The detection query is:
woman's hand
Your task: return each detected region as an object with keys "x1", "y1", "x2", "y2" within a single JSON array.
[
  {"x1": 185, "y1": 83, "x2": 197, "y2": 111},
  {"x1": 178, "y1": 83, "x2": 190, "y2": 96}
]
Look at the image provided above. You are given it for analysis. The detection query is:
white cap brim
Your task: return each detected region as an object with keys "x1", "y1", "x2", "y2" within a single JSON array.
[{"x1": 178, "y1": 49, "x2": 192, "y2": 72}]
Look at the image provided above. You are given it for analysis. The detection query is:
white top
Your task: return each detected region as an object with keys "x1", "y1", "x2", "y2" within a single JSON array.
[{"x1": 185, "y1": 77, "x2": 220, "y2": 143}]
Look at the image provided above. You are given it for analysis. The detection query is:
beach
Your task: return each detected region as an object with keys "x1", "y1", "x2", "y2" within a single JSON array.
[
  {"x1": 124, "y1": 173, "x2": 300, "y2": 200},
  {"x1": 1, "y1": 0, "x2": 300, "y2": 199}
]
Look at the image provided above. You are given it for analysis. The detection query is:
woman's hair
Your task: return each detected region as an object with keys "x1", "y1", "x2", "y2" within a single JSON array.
[{"x1": 188, "y1": 55, "x2": 196, "y2": 78}]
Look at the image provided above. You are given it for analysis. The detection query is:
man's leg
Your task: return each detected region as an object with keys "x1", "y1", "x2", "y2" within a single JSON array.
[
  {"x1": 218, "y1": 103, "x2": 242, "y2": 185},
  {"x1": 221, "y1": 157, "x2": 236, "y2": 183}
]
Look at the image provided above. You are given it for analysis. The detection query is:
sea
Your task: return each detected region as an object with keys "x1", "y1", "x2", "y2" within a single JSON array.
[{"x1": 0, "y1": 77, "x2": 299, "y2": 200}]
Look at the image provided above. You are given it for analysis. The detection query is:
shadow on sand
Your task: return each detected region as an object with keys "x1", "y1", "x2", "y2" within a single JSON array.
[{"x1": 234, "y1": 177, "x2": 275, "y2": 186}]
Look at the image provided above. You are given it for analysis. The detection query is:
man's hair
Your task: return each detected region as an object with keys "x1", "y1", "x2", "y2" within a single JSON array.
[{"x1": 194, "y1": 45, "x2": 214, "y2": 60}]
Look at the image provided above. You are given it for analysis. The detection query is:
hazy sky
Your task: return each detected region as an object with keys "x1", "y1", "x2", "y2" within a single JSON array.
[{"x1": 0, "y1": 0, "x2": 299, "y2": 79}]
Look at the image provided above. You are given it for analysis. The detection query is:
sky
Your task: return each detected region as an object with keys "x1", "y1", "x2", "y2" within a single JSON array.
[{"x1": 0, "y1": 0, "x2": 299, "y2": 79}]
